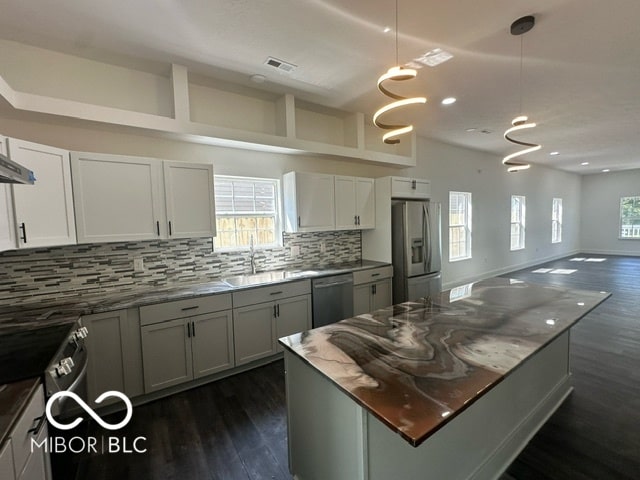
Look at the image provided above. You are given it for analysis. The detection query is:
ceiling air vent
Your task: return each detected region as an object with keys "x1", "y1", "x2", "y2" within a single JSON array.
[{"x1": 264, "y1": 57, "x2": 297, "y2": 73}]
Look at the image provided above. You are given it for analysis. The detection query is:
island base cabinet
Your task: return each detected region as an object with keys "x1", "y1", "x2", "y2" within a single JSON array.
[{"x1": 285, "y1": 332, "x2": 572, "y2": 480}]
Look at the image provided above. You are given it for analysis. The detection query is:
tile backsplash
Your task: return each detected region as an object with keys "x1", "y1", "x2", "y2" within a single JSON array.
[{"x1": 0, "y1": 231, "x2": 361, "y2": 306}]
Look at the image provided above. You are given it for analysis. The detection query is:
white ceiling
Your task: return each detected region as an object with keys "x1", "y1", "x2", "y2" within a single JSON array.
[{"x1": 1, "y1": 0, "x2": 640, "y2": 174}]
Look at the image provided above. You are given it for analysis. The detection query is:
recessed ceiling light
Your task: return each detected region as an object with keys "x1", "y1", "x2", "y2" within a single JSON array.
[
  {"x1": 602, "y1": 169, "x2": 610, "y2": 172},
  {"x1": 549, "y1": 151, "x2": 560, "y2": 156},
  {"x1": 250, "y1": 74, "x2": 266, "y2": 83},
  {"x1": 581, "y1": 162, "x2": 589, "y2": 166},
  {"x1": 466, "y1": 128, "x2": 477, "y2": 132},
  {"x1": 441, "y1": 97, "x2": 456, "y2": 105},
  {"x1": 383, "y1": 26, "x2": 392, "y2": 33}
]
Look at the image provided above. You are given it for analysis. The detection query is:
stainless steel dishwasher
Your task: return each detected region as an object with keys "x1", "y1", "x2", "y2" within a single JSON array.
[{"x1": 312, "y1": 273, "x2": 354, "y2": 328}]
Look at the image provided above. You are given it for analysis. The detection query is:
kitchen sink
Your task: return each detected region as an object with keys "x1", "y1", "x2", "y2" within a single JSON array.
[{"x1": 222, "y1": 270, "x2": 318, "y2": 287}]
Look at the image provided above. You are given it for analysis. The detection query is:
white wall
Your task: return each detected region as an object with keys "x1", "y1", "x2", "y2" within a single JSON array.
[
  {"x1": 402, "y1": 138, "x2": 582, "y2": 288},
  {"x1": 0, "y1": 115, "x2": 583, "y2": 289},
  {"x1": 581, "y1": 170, "x2": 640, "y2": 256}
]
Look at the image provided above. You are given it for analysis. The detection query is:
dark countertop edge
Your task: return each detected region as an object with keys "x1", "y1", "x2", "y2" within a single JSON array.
[
  {"x1": 279, "y1": 290, "x2": 612, "y2": 447},
  {"x1": 0, "y1": 378, "x2": 41, "y2": 449}
]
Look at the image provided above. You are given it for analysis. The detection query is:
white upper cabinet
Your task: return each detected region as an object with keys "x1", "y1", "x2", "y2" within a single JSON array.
[
  {"x1": 335, "y1": 176, "x2": 375, "y2": 230},
  {"x1": 390, "y1": 176, "x2": 431, "y2": 199},
  {"x1": 283, "y1": 171, "x2": 335, "y2": 232},
  {"x1": 0, "y1": 136, "x2": 17, "y2": 252},
  {"x1": 8, "y1": 138, "x2": 76, "y2": 248},
  {"x1": 163, "y1": 161, "x2": 215, "y2": 238},
  {"x1": 71, "y1": 152, "x2": 216, "y2": 243},
  {"x1": 71, "y1": 152, "x2": 165, "y2": 243}
]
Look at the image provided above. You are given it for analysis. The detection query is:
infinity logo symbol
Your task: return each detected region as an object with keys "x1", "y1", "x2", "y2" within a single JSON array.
[{"x1": 46, "y1": 391, "x2": 133, "y2": 431}]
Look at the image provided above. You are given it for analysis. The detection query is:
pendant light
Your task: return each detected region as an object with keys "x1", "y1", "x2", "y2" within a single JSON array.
[
  {"x1": 373, "y1": 0, "x2": 426, "y2": 144},
  {"x1": 503, "y1": 15, "x2": 540, "y2": 172}
]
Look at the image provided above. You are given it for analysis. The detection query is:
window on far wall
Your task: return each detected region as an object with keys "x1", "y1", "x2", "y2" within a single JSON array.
[
  {"x1": 510, "y1": 195, "x2": 526, "y2": 251},
  {"x1": 620, "y1": 195, "x2": 640, "y2": 239},
  {"x1": 213, "y1": 176, "x2": 281, "y2": 250},
  {"x1": 449, "y1": 191, "x2": 472, "y2": 261},
  {"x1": 552, "y1": 198, "x2": 563, "y2": 244}
]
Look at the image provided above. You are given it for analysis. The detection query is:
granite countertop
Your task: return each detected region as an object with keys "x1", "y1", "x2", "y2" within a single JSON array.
[
  {"x1": 279, "y1": 277, "x2": 611, "y2": 447},
  {"x1": 0, "y1": 378, "x2": 41, "y2": 448},
  {"x1": 0, "y1": 259, "x2": 390, "y2": 330}
]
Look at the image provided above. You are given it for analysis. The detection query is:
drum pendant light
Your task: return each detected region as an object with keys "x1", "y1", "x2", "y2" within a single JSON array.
[{"x1": 373, "y1": 0, "x2": 426, "y2": 144}]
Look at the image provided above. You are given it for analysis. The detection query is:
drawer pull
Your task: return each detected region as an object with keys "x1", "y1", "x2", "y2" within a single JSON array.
[
  {"x1": 181, "y1": 306, "x2": 200, "y2": 311},
  {"x1": 371, "y1": 273, "x2": 381, "y2": 277},
  {"x1": 269, "y1": 291, "x2": 283, "y2": 296},
  {"x1": 28, "y1": 415, "x2": 46, "y2": 436}
]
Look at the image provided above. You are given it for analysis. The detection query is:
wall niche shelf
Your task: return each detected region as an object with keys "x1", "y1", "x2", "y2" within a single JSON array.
[{"x1": 0, "y1": 53, "x2": 416, "y2": 167}]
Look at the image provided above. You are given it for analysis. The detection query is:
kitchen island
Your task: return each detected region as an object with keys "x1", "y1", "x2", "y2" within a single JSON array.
[{"x1": 279, "y1": 277, "x2": 610, "y2": 480}]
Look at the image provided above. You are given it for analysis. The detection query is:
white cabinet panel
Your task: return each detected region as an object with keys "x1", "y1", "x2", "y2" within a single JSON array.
[
  {"x1": 0, "y1": 439, "x2": 15, "y2": 480},
  {"x1": 233, "y1": 302, "x2": 276, "y2": 365},
  {"x1": 163, "y1": 161, "x2": 216, "y2": 238},
  {"x1": 335, "y1": 176, "x2": 357, "y2": 229},
  {"x1": 191, "y1": 310, "x2": 234, "y2": 378},
  {"x1": 71, "y1": 152, "x2": 165, "y2": 243},
  {"x1": 275, "y1": 294, "x2": 311, "y2": 352},
  {"x1": 390, "y1": 176, "x2": 431, "y2": 199},
  {"x1": 283, "y1": 171, "x2": 335, "y2": 232},
  {"x1": 9, "y1": 138, "x2": 76, "y2": 248},
  {"x1": 355, "y1": 177, "x2": 375, "y2": 229},
  {"x1": 141, "y1": 318, "x2": 193, "y2": 393}
]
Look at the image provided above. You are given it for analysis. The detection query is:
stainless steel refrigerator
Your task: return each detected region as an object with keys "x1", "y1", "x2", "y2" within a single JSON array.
[{"x1": 391, "y1": 199, "x2": 442, "y2": 303}]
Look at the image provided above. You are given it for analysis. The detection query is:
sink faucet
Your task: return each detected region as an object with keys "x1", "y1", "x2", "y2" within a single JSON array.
[{"x1": 249, "y1": 235, "x2": 257, "y2": 274}]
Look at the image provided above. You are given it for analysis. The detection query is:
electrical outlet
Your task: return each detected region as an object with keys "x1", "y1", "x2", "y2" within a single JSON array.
[
  {"x1": 290, "y1": 245, "x2": 300, "y2": 257},
  {"x1": 133, "y1": 257, "x2": 144, "y2": 272},
  {"x1": 320, "y1": 241, "x2": 326, "y2": 253}
]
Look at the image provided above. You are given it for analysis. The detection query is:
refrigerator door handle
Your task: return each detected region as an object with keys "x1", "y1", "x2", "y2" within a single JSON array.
[{"x1": 424, "y1": 203, "x2": 432, "y2": 272}]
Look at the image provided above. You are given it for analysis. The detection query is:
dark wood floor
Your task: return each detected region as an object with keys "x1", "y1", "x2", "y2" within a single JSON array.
[{"x1": 70, "y1": 254, "x2": 640, "y2": 479}]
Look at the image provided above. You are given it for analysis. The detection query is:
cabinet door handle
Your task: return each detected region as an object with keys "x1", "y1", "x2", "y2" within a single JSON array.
[
  {"x1": 187, "y1": 322, "x2": 191, "y2": 338},
  {"x1": 372, "y1": 284, "x2": 377, "y2": 295},
  {"x1": 354, "y1": 215, "x2": 358, "y2": 225},
  {"x1": 273, "y1": 305, "x2": 277, "y2": 318},
  {"x1": 276, "y1": 304, "x2": 280, "y2": 317},
  {"x1": 28, "y1": 415, "x2": 46, "y2": 436},
  {"x1": 411, "y1": 179, "x2": 417, "y2": 190},
  {"x1": 169, "y1": 221, "x2": 172, "y2": 236},
  {"x1": 156, "y1": 220, "x2": 160, "y2": 236},
  {"x1": 298, "y1": 216, "x2": 301, "y2": 228},
  {"x1": 192, "y1": 321, "x2": 195, "y2": 337},
  {"x1": 19, "y1": 222, "x2": 27, "y2": 243},
  {"x1": 181, "y1": 306, "x2": 199, "y2": 311}
]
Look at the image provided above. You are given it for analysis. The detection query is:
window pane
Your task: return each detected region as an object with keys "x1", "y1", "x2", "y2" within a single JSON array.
[
  {"x1": 449, "y1": 192, "x2": 472, "y2": 261},
  {"x1": 620, "y1": 196, "x2": 640, "y2": 238},
  {"x1": 214, "y1": 176, "x2": 280, "y2": 249}
]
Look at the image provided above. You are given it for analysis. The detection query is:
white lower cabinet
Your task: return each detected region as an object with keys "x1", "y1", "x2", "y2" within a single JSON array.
[
  {"x1": 84, "y1": 309, "x2": 144, "y2": 407},
  {"x1": 233, "y1": 280, "x2": 312, "y2": 365},
  {"x1": 353, "y1": 266, "x2": 393, "y2": 316},
  {"x1": 6, "y1": 385, "x2": 51, "y2": 480},
  {"x1": 140, "y1": 294, "x2": 234, "y2": 393}
]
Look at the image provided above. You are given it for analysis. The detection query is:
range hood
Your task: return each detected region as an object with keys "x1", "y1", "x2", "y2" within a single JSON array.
[{"x1": 0, "y1": 152, "x2": 35, "y2": 184}]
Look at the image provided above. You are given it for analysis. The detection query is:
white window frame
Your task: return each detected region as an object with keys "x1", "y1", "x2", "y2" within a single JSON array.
[
  {"x1": 619, "y1": 195, "x2": 640, "y2": 239},
  {"x1": 510, "y1": 195, "x2": 526, "y2": 251},
  {"x1": 448, "y1": 191, "x2": 472, "y2": 262},
  {"x1": 552, "y1": 197, "x2": 563, "y2": 244},
  {"x1": 213, "y1": 175, "x2": 282, "y2": 251}
]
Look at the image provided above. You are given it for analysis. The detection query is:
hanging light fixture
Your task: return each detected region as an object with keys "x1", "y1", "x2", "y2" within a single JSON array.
[
  {"x1": 503, "y1": 15, "x2": 540, "y2": 172},
  {"x1": 373, "y1": 0, "x2": 426, "y2": 144}
]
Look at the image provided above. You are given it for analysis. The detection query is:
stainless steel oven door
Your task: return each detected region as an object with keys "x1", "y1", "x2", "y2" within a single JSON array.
[{"x1": 45, "y1": 331, "x2": 88, "y2": 419}]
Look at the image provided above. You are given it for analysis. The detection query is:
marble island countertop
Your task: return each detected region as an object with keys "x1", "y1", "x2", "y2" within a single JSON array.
[
  {"x1": 0, "y1": 259, "x2": 389, "y2": 332},
  {"x1": 279, "y1": 277, "x2": 611, "y2": 446}
]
